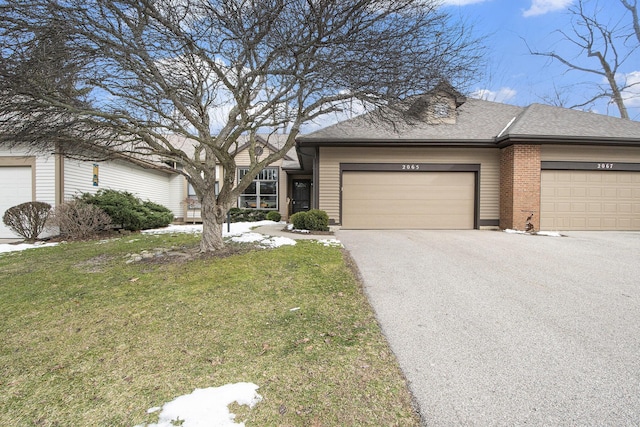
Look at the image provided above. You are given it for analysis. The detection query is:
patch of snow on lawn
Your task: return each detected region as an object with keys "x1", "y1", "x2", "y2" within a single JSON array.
[
  {"x1": 136, "y1": 383, "x2": 262, "y2": 427},
  {"x1": 142, "y1": 221, "x2": 278, "y2": 238},
  {"x1": 317, "y1": 239, "x2": 343, "y2": 247},
  {"x1": 145, "y1": 221, "x2": 297, "y2": 248},
  {"x1": 230, "y1": 232, "x2": 296, "y2": 248},
  {"x1": 0, "y1": 241, "x2": 59, "y2": 255}
]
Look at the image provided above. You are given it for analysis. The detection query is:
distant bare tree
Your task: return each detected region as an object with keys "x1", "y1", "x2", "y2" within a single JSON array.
[
  {"x1": 0, "y1": 0, "x2": 483, "y2": 252},
  {"x1": 538, "y1": 82, "x2": 571, "y2": 107},
  {"x1": 621, "y1": 0, "x2": 640, "y2": 43},
  {"x1": 527, "y1": 0, "x2": 639, "y2": 119}
]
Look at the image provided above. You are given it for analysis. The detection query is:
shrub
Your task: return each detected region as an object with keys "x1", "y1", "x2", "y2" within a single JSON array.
[
  {"x1": 290, "y1": 211, "x2": 307, "y2": 230},
  {"x1": 304, "y1": 209, "x2": 329, "y2": 231},
  {"x1": 228, "y1": 208, "x2": 269, "y2": 222},
  {"x1": 266, "y1": 211, "x2": 282, "y2": 222},
  {"x1": 78, "y1": 189, "x2": 173, "y2": 231},
  {"x1": 2, "y1": 201, "x2": 52, "y2": 241},
  {"x1": 290, "y1": 210, "x2": 330, "y2": 231},
  {"x1": 139, "y1": 200, "x2": 175, "y2": 229},
  {"x1": 52, "y1": 200, "x2": 112, "y2": 239}
]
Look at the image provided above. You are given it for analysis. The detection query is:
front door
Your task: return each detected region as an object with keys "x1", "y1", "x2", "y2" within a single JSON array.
[{"x1": 292, "y1": 179, "x2": 311, "y2": 214}]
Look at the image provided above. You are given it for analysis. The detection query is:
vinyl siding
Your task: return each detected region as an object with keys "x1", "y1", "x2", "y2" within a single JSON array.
[
  {"x1": 63, "y1": 158, "x2": 177, "y2": 216},
  {"x1": 318, "y1": 147, "x2": 500, "y2": 224},
  {"x1": 35, "y1": 154, "x2": 57, "y2": 206}
]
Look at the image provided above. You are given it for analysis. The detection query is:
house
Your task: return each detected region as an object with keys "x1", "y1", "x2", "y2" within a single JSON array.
[
  {"x1": 163, "y1": 133, "x2": 310, "y2": 223},
  {"x1": 295, "y1": 84, "x2": 640, "y2": 231},
  {"x1": 3, "y1": 83, "x2": 639, "y2": 239},
  {"x1": 0, "y1": 144, "x2": 184, "y2": 238},
  {"x1": 0, "y1": 134, "x2": 309, "y2": 238}
]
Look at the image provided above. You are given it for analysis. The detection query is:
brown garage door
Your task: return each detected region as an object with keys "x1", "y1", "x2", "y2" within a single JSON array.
[
  {"x1": 541, "y1": 170, "x2": 640, "y2": 230},
  {"x1": 342, "y1": 171, "x2": 475, "y2": 229}
]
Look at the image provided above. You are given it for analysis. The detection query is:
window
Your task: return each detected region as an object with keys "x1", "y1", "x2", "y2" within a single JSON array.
[
  {"x1": 433, "y1": 102, "x2": 449, "y2": 118},
  {"x1": 238, "y1": 167, "x2": 278, "y2": 210},
  {"x1": 186, "y1": 182, "x2": 219, "y2": 209}
]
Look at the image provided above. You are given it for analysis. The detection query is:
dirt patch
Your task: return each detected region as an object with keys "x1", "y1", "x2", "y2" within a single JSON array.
[
  {"x1": 75, "y1": 254, "x2": 117, "y2": 273},
  {"x1": 134, "y1": 242, "x2": 259, "y2": 265}
]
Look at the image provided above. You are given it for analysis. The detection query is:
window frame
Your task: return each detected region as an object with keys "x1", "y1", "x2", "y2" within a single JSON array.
[{"x1": 238, "y1": 167, "x2": 279, "y2": 210}]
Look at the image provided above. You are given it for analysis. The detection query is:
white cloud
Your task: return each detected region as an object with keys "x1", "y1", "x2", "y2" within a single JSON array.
[
  {"x1": 470, "y1": 87, "x2": 517, "y2": 103},
  {"x1": 440, "y1": 0, "x2": 490, "y2": 5},
  {"x1": 620, "y1": 71, "x2": 640, "y2": 108},
  {"x1": 523, "y1": 0, "x2": 573, "y2": 17}
]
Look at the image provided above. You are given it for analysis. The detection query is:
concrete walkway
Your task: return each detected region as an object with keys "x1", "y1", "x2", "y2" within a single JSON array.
[{"x1": 338, "y1": 229, "x2": 640, "y2": 426}]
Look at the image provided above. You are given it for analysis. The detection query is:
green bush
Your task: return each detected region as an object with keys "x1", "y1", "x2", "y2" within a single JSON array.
[
  {"x1": 305, "y1": 209, "x2": 329, "y2": 231},
  {"x1": 290, "y1": 210, "x2": 330, "y2": 231},
  {"x1": 290, "y1": 211, "x2": 307, "y2": 230},
  {"x1": 2, "y1": 201, "x2": 52, "y2": 241},
  {"x1": 228, "y1": 208, "x2": 269, "y2": 222},
  {"x1": 78, "y1": 189, "x2": 173, "y2": 231},
  {"x1": 266, "y1": 211, "x2": 282, "y2": 222}
]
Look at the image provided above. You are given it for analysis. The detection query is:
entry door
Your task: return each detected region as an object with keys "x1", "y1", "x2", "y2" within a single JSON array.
[{"x1": 292, "y1": 179, "x2": 311, "y2": 213}]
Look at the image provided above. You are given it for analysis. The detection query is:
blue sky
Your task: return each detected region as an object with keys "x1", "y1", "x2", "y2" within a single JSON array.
[{"x1": 441, "y1": 0, "x2": 640, "y2": 120}]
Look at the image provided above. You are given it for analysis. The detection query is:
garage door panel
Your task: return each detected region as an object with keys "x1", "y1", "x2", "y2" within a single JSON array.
[
  {"x1": 0, "y1": 166, "x2": 33, "y2": 238},
  {"x1": 541, "y1": 170, "x2": 640, "y2": 231},
  {"x1": 342, "y1": 171, "x2": 475, "y2": 229}
]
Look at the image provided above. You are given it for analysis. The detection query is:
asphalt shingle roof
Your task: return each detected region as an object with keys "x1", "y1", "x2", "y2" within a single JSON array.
[
  {"x1": 503, "y1": 103, "x2": 640, "y2": 141},
  {"x1": 297, "y1": 97, "x2": 640, "y2": 145}
]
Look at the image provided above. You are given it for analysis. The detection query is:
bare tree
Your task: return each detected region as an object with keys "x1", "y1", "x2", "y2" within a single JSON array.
[
  {"x1": 621, "y1": 0, "x2": 640, "y2": 43},
  {"x1": 0, "y1": 0, "x2": 483, "y2": 252},
  {"x1": 527, "y1": 0, "x2": 639, "y2": 119}
]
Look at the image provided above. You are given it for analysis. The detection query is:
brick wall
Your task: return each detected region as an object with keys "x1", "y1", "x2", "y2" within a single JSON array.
[{"x1": 499, "y1": 144, "x2": 541, "y2": 230}]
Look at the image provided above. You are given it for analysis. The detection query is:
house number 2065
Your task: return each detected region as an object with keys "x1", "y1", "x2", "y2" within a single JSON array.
[
  {"x1": 597, "y1": 163, "x2": 614, "y2": 169},
  {"x1": 401, "y1": 164, "x2": 420, "y2": 170}
]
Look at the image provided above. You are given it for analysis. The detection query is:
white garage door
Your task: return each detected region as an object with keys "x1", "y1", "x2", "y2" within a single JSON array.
[
  {"x1": 541, "y1": 170, "x2": 640, "y2": 230},
  {"x1": 342, "y1": 171, "x2": 475, "y2": 229},
  {"x1": 0, "y1": 166, "x2": 33, "y2": 238}
]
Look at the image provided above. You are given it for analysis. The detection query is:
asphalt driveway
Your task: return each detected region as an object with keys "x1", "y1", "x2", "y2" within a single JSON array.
[{"x1": 336, "y1": 230, "x2": 640, "y2": 426}]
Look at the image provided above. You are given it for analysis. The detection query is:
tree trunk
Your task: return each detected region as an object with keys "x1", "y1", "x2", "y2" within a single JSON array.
[{"x1": 199, "y1": 190, "x2": 226, "y2": 252}]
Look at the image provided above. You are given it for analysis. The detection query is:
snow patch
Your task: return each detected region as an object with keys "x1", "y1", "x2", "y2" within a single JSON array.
[
  {"x1": 317, "y1": 239, "x2": 343, "y2": 247},
  {"x1": 504, "y1": 229, "x2": 563, "y2": 237},
  {"x1": 0, "y1": 241, "x2": 59, "y2": 255},
  {"x1": 136, "y1": 383, "x2": 262, "y2": 427}
]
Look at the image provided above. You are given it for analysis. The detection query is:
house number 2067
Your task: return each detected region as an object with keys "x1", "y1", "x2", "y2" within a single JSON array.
[
  {"x1": 401, "y1": 164, "x2": 420, "y2": 170},
  {"x1": 597, "y1": 163, "x2": 614, "y2": 169}
]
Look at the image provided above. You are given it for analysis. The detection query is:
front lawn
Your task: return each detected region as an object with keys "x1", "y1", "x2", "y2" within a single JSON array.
[{"x1": 0, "y1": 232, "x2": 419, "y2": 426}]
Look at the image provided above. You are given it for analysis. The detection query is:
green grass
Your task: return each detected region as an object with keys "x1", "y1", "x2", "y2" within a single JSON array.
[{"x1": 0, "y1": 233, "x2": 420, "y2": 426}]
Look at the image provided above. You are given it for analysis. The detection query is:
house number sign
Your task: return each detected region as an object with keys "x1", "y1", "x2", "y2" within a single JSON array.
[
  {"x1": 541, "y1": 161, "x2": 640, "y2": 172},
  {"x1": 596, "y1": 163, "x2": 615, "y2": 169},
  {"x1": 401, "y1": 164, "x2": 421, "y2": 170}
]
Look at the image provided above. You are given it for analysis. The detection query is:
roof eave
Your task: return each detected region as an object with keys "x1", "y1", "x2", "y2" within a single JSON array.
[
  {"x1": 496, "y1": 134, "x2": 640, "y2": 148},
  {"x1": 296, "y1": 138, "x2": 498, "y2": 148}
]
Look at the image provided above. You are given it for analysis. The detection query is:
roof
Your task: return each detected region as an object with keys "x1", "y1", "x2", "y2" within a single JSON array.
[
  {"x1": 162, "y1": 133, "x2": 300, "y2": 169},
  {"x1": 500, "y1": 103, "x2": 640, "y2": 144},
  {"x1": 297, "y1": 96, "x2": 640, "y2": 147}
]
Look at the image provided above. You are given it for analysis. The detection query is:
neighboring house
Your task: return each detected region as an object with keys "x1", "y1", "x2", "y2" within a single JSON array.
[
  {"x1": 0, "y1": 135, "x2": 310, "y2": 238},
  {"x1": 0, "y1": 144, "x2": 183, "y2": 239},
  {"x1": 296, "y1": 84, "x2": 640, "y2": 231}
]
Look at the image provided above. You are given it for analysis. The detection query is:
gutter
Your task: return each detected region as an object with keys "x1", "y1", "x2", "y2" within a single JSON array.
[
  {"x1": 296, "y1": 138, "x2": 498, "y2": 148},
  {"x1": 495, "y1": 134, "x2": 640, "y2": 148}
]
